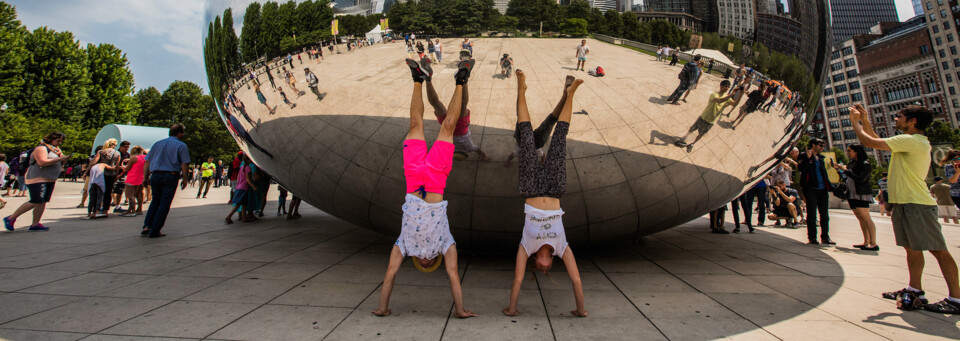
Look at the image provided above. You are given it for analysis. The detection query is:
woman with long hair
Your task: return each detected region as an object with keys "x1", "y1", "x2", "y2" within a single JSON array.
[
  {"x1": 832, "y1": 144, "x2": 878, "y2": 250},
  {"x1": 121, "y1": 145, "x2": 146, "y2": 216}
]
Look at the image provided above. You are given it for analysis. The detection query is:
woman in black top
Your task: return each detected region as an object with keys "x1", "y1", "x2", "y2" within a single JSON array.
[
  {"x1": 832, "y1": 144, "x2": 878, "y2": 250},
  {"x1": 731, "y1": 82, "x2": 767, "y2": 128}
]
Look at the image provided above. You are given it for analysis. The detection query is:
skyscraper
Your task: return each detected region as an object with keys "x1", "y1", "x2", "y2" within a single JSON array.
[
  {"x1": 643, "y1": 0, "x2": 692, "y2": 13},
  {"x1": 913, "y1": 0, "x2": 923, "y2": 16},
  {"x1": 829, "y1": 0, "x2": 899, "y2": 43}
]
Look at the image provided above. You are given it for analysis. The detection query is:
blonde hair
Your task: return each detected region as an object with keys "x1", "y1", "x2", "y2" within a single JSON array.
[
  {"x1": 103, "y1": 138, "x2": 118, "y2": 149},
  {"x1": 130, "y1": 145, "x2": 144, "y2": 156}
]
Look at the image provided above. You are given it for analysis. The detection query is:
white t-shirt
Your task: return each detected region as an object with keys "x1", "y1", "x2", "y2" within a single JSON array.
[
  {"x1": 662, "y1": 47, "x2": 671, "y2": 56},
  {"x1": 520, "y1": 204, "x2": 568, "y2": 257},
  {"x1": 453, "y1": 132, "x2": 479, "y2": 153},
  {"x1": 576, "y1": 45, "x2": 589, "y2": 58},
  {"x1": 397, "y1": 194, "x2": 455, "y2": 259}
]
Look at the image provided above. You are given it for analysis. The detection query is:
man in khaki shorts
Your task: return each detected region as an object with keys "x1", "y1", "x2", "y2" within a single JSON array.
[{"x1": 850, "y1": 103, "x2": 960, "y2": 313}]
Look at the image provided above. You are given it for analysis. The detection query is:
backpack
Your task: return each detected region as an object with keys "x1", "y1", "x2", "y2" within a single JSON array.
[
  {"x1": 595, "y1": 66, "x2": 604, "y2": 77},
  {"x1": 678, "y1": 63, "x2": 693, "y2": 82},
  {"x1": 17, "y1": 148, "x2": 34, "y2": 172}
]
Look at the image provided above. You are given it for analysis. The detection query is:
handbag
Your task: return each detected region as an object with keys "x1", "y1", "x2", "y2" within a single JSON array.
[{"x1": 831, "y1": 181, "x2": 848, "y2": 199}]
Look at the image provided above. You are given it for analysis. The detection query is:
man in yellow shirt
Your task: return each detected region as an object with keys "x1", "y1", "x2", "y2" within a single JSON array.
[
  {"x1": 850, "y1": 103, "x2": 960, "y2": 314},
  {"x1": 197, "y1": 157, "x2": 215, "y2": 199},
  {"x1": 674, "y1": 80, "x2": 739, "y2": 150}
]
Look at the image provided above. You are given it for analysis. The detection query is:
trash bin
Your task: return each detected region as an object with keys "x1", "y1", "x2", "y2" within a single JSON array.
[{"x1": 724, "y1": 68, "x2": 732, "y2": 79}]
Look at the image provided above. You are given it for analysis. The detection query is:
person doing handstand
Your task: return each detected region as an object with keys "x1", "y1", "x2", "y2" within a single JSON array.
[
  {"x1": 419, "y1": 57, "x2": 489, "y2": 161},
  {"x1": 371, "y1": 57, "x2": 477, "y2": 319},
  {"x1": 503, "y1": 69, "x2": 587, "y2": 317},
  {"x1": 503, "y1": 75, "x2": 577, "y2": 167}
]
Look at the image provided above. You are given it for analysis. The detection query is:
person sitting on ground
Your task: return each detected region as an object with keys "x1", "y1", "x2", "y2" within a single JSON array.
[
  {"x1": 500, "y1": 54, "x2": 514, "y2": 78},
  {"x1": 371, "y1": 57, "x2": 477, "y2": 319},
  {"x1": 931, "y1": 176, "x2": 959, "y2": 224},
  {"x1": 503, "y1": 69, "x2": 587, "y2": 318},
  {"x1": 766, "y1": 180, "x2": 800, "y2": 228},
  {"x1": 503, "y1": 75, "x2": 578, "y2": 167},
  {"x1": 418, "y1": 57, "x2": 489, "y2": 161},
  {"x1": 674, "y1": 80, "x2": 738, "y2": 149}
]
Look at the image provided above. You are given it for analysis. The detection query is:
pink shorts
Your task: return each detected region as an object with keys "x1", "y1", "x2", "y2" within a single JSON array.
[
  {"x1": 403, "y1": 139, "x2": 454, "y2": 195},
  {"x1": 435, "y1": 109, "x2": 471, "y2": 136}
]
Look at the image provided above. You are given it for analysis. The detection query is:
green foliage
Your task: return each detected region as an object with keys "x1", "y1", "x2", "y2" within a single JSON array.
[
  {"x1": 85, "y1": 43, "x2": 137, "y2": 127},
  {"x1": 602, "y1": 10, "x2": 623, "y2": 38},
  {"x1": 0, "y1": 112, "x2": 97, "y2": 161},
  {"x1": 137, "y1": 81, "x2": 235, "y2": 162},
  {"x1": 560, "y1": 18, "x2": 587, "y2": 37},
  {"x1": 926, "y1": 120, "x2": 960, "y2": 147},
  {"x1": 18, "y1": 27, "x2": 91, "y2": 126},
  {"x1": 506, "y1": 0, "x2": 560, "y2": 31},
  {"x1": 240, "y1": 2, "x2": 262, "y2": 63},
  {"x1": 0, "y1": 1, "x2": 26, "y2": 108},
  {"x1": 498, "y1": 16, "x2": 520, "y2": 36},
  {"x1": 134, "y1": 87, "x2": 162, "y2": 125}
]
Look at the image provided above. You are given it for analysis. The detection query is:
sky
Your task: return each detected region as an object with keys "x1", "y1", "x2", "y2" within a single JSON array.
[{"x1": 11, "y1": 0, "x2": 919, "y2": 92}]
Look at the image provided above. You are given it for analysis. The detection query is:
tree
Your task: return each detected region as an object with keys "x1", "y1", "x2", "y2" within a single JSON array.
[
  {"x1": 85, "y1": 43, "x2": 137, "y2": 128},
  {"x1": 18, "y1": 27, "x2": 90, "y2": 125},
  {"x1": 927, "y1": 120, "x2": 960, "y2": 147},
  {"x1": 498, "y1": 15, "x2": 519, "y2": 36},
  {"x1": 240, "y1": 2, "x2": 262, "y2": 63},
  {"x1": 0, "y1": 1, "x2": 26, "y2": 108},
  {"x1": 150, "y1": 81, "x2": 234, "y2": 162},
  {"x1": 621, "y1": 12, "x2": 640, "y2": 41},
  {"x1": 563, "y1": 0, "x2": 591, "y2": 21},
  {"x1": 134, "y1": 87, "x2": 162, "y2": 126},
  {"x1": 603, "y1": 9, "x2": 623, "y2": 37},
  {"x1": 560, "y1": 18, "x2": 587, "y2": 37},
  {"x1": 259, "y1": 2, "x2": 281, "y2": 58}
]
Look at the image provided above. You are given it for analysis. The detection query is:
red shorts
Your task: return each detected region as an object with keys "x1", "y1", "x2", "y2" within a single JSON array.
[
  {"x1": 403, "y1": 139, "x2": 454, "y2": 195},
  {"x1": 435, "y1": 109, "x2": 471, "y2": 136}
]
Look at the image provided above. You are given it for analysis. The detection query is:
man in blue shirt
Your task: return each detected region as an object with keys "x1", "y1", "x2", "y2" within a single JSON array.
[
  {"x1": 796, "y1": 138, "x2": 833, "y2": 245},
  {"x1": 141, "y1": 124, "x2": 191, "y2": 238}
]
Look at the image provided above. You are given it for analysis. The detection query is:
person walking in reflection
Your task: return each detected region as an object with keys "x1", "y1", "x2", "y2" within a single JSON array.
[
  {"x1": 372, "y1": 57, "x2": 476, "y2": 319},
  {"x1": 674, "y1": 80, "x2": 736, "y2": 149},
  {"x1": 3, "y1": 132, "x2": 71, "y2": 232},
  {"x1": 667, "y1": 54, "x2": 702, "y2": 104},
  {"x1": 831, "y1": 144, "x2": 878, "y2": 250},
  {"x1": 255, "y1": 83, "x2": 275, "y2": 115},
  {"x1": 141, "y1": 124, "x2": 191, "y2": 238},
  {"x1": 939, "y1": 150, "x2": 960, "y2": 219},
  {"x1": 503, "y1": 69, "x2": 587, "y2": 317},
  {"x1": 797, "y1": 138, "x2": 833, "y2": 245},
  {"x1": 931, "y1": 177, "x2": 960, "y2": 224},
  {"x1": 849, "y1": 104, "x2": 960, "y2": 313},
  {"x1": 433, "y1": 39, "x2": 443, "y2": 62},
  {"x1": 305, "y1": 68, "x2": 321, "y2": 100},
  {"x1": 575, "y1": 40, "x2": 589, "y2": 71}
]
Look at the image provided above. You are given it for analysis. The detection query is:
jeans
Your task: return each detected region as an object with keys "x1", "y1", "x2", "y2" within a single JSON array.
[
  {"x1": 101, "y1": 175, "x2": 116, "y2": 213},
  {"x1": 88, "y1": 185, "x2": 105, "y2": 215},
  {"x1": 803, "y1": 188, "x2": 830, "y2": 242},
  {"x1": 730, "y1": 194, "x2": 750, "y2": 229},
  {"x1": 749, "y1": 187, "x2": 768, "y2": 225},
  {"x1": 143, "y1": 172, "x2": 180, "y2": 236},
  {"x1": 667, "y1": 82, "x2": 688, "y2": 102}
]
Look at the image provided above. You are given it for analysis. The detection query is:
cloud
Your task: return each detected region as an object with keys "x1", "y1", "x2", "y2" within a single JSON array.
[{"x1": 13, "y1": 0, "x2": 206, "y2": 62}]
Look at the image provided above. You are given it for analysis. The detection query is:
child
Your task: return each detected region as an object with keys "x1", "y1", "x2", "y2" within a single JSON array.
[
  {"x1": 277, "y1": 185, "x2": 288, "y2": 216},
  {"x1": 674, "y1": 80, "x2": 738, "y2": 150},
  {"x1": 503, "y1": 70, "x2": 587, "y2": 318},
  {"x1": 931, "y1": 176, "x2": 959, "y2": 224},
  {"x1": 278, "y1": 86, "x2": 296, "y2": 109},
  {"x1": 225, "y1": 156, "x2": 256, "y2": 224},
  {"x1": 709, "y1": 204, "x2": 727, "y2": 233}
]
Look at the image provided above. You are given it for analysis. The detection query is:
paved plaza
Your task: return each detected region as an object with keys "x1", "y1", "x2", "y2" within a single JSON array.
[{"x1": 0, "y1": 181, "x2": 956, "y2": 340}]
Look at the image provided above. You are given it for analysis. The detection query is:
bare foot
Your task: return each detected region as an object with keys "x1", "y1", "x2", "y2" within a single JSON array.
[
  {"x1": 516, "y1": 69, "x2": 526, "y2": 91},
  {"x1": 564, "y1": 75, "x2": 575, "y2": 88},
  {"x1": 371, "y1": 308, "x2": 391, "y2": 316},
  {"x1": 567, "y1": 79, "x2": 584, "y2": 96},
  {"x1": 502, "y1": 308, "x2": 519, "y2": 316}
]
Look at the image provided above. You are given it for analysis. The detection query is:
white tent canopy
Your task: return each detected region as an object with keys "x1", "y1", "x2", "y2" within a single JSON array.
[
  {"x1": 687, "y1": 48, "x2": 735, "y2": 67},
  {"x1": 365, "y1": 24, "x2": 389, "y2": 43}
]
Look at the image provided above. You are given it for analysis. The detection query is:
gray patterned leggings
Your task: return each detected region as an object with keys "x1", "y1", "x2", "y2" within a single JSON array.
[{"x1": 516, "y1": 120, "x2": 569, "y2": 198}]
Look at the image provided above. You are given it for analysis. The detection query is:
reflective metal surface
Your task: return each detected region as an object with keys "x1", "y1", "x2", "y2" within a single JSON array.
[{"x1": 202, "y1": 0, "x2": 830, "y2": 249}]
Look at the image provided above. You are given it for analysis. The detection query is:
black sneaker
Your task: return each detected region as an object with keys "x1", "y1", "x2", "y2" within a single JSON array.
[
  {"x1": 924, "y1": 298, "x2": 960, "y2": 314},
  {"x1": 732, "y1": 228, "x2": 740, "y2": 233},
  {"x1": 673, "y1": 141, "x2": 687, "y2": 147},
  {"x1": 419, "y1": 57, "x2": 433, "y2": 82},
  {"x1": 882, "y1": 288, "x2": 928, "y2": 304},
  {"x1": 454, "y1": 59, "x2": 473, "y2": 85},
  {"x1": 405, "y1": 59, "x2": 427, "y2": 83}
]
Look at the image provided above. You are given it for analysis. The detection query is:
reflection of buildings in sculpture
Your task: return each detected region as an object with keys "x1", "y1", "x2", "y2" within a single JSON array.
[
  {"x1": 691, "y1": 0, "x2": 718, "y2": 32},
  {"x1": 755, "y1": 0, "x2": 777, "y2": 15},
  {"x1": 632, "y1": 11, "x2": 702, "y2": 32},
  {"x1": 332, "y1": 0, "x2": 392, "y2": 15},
  {"x1": 912, "y1": 0, "x2": 923, "y2": 16},
  {"x1": 923, "y1": 0, "x2": 960, "y2": 127},
  {"x1": 795, "y1": 0, "x2": 828, "y2": 77},
  {"x1": 641, "y1": 0, "x2": 691, "y2": 13},
  {"x1": 590, "y1": 0, "x2": 618, "y2": 12},
  {"x1": 828, "y1": 0, "x2": 899, "y2": 43},
  {"x1": 717, "y1": 0, "x2": 755, "y2": 40},
  {"x1": 857, "y1": 17, "x2": 943, "y2": 163},
  {"x1": 494, "y1": 0, "x2": 509, "y2": 14},
  {"x1": 819, "y1": 38, "x2": 869, "y2": 155},
  {"x1": 756, "y1": 13, "x2": 802, "y2": 57}
]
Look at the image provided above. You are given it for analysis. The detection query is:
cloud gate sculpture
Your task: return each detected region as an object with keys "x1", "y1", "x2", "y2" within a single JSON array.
[{"x1": 202, "y1": 0, "x2": 830, "y2": 249}]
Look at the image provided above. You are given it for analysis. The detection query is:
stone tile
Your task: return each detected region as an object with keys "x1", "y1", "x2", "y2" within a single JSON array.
[
  {"x1": 607, "y1": 273, "x2": 696, "y2": 292},
  {"x1": 183, "y1": 278, "x2": 300, "y2": 304},
  {"x1": 1, "y1": 297, "x2": 169, "y2": 333},
  {"x1": 97, "y1": 258, "x2": 203, "y2": 275},
  {"x1": 652, "y1": 259, "x2": 738, "y2": 275},
  {"x1": 763, "y1": 320, "x2": 887, "y2": 341},
  {"x1": 309, "y1": 264, "x2": 390, "y2": 284},
  {"x1": 33, "y1": 256, "x2": 135, "y2": 272},
  {"x1": 676, "y1": 274, "x2": 779, "y2": 294},
  {"x1": 237, "y1": 262, "x2": 330, "y2": 281},
  {"x1": 101, "y1": 301, "x2": 257, "y2": 339},
  {"x1": 99, "y1": 276, "x2": 225, "y2": 300},
  {"x1": 209, "y1": 305, "x2": 352, "y2": 341},
  {"x1": 709, "y1": 293, "x2": 840, "y2": 325},
  {"x1": 21, "y1": 273, "x2": 154, "y2": 296},
  {"x1": 649, "y1": 316, "x2": 762, "y2": 341},
  {"x1": 166, "y1": 260, "x2": 266, "y2": 278},
  {"x1": 542, "y1": 289, "x2": 640, "y2": 318},
  {"x1": 0, "y1": 252, "x2": 85, "y2": 269},
  {"x1": 271, "y1": 281, "x2": 379, "y2": 307},
  {"x1": 0, "y1": 268, "x2": 85, "y2": 292},
  {"x1": 624, "y1": 291, "x2": 740, "y2": 319},
  {"x1": 324, "y1": 309, "x2": 447, "y2": 341},
  {"x1": 0, "y1": 329, "x2": 88, "y2": 341},
  {"x1": 80, "y1": 335, "x2": 197, "y2": 341},
  {"x1": 274, "y1": 250, "x2": 351, "y2": 265},
  {"x1": 552, "y1": 317, "x2": 666, "y2": 341},
  {"x1": 442, "y1": 315, "x2": 553, "y2": 340},
  {"x1": 155, "y1": 247, "x2": 238, "y2": 261},
  {"x1": 0, "y1": 293, "x2": 82, "y2": 324},
  {"x1": 217, "y1": 248, "x2": 298, "y2": 262},
  {"x1": 533, "y1": 271, "x2": 618, "y2": 291}
]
